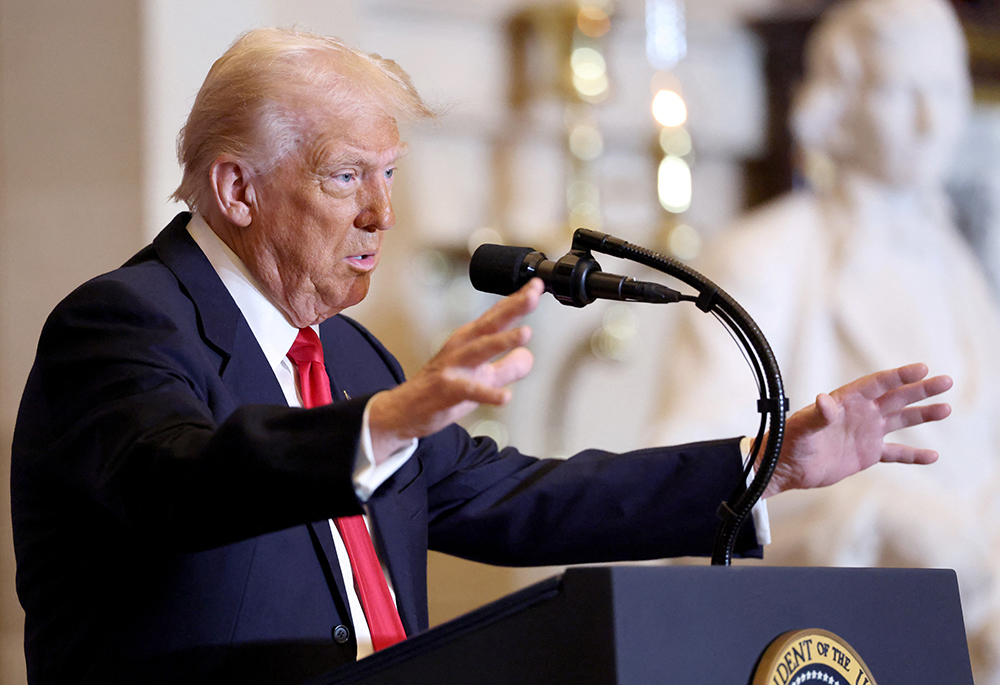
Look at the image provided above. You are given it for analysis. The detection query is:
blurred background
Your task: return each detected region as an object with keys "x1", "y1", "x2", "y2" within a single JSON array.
[{"x1": 3, "y1": 0, "x2": 1000, "y2": 683}]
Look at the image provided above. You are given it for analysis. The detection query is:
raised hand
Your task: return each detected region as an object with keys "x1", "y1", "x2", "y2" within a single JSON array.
[
  {"x1": 763, "y1": 363, "x2": 953, "y2": 498},
  {"x1": 368, "y1": 278, "x2": 544, "y2": 463}
]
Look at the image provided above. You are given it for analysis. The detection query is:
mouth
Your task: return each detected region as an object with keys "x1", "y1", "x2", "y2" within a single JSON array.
[{"x1": 345, "y1": 251, "x2": 379, "y2": 271}]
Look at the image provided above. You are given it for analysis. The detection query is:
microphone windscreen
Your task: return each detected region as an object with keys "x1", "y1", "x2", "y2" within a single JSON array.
[{"x1": 469, "y1": 244, "x2": 535, "y2": 296}]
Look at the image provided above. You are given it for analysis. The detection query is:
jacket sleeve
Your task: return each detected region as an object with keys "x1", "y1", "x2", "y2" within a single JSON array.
[
  {"x1": 338, "y1": 312, "x2": 761, "y2": 566},
  {"x1": 418, "y1": 426, "x2": 761, "y2": 566},
  {"x1": 12, "y1": 275, "x2": 371, "y2": 554}
]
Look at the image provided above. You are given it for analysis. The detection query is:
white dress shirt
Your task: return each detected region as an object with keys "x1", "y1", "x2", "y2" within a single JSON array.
[{"x1": 740, "y1": 437, "x2": 771, "y2": 546}]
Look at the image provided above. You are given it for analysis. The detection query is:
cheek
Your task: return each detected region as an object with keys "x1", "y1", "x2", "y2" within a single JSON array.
[
  {"x1": 925, "y1": 101, "x2": 965, "y2": 147},
  {"x1": 858, "y1": 100, "x2": 903, "y2": 143}
]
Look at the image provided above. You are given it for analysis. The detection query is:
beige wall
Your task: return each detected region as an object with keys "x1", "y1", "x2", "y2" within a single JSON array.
[{"x1": 1, "y1": 1, "x2": 148, "y2": 682}]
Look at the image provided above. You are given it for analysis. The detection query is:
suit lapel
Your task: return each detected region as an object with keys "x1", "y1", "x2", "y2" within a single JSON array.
[
  {"x1": 153, "y1": 214, "x2": 238, "y2": 359},
  {"x1": 308, "y1": 521, "x2": 354, "y2": 627},
  {"x1": 366, "y1": 456, "x2": 427, "y2": 636},
  {"x1": 153, "y1": 213, "x2": 286, "y2": 405},
  {"x1": 151, "y1": 212, "x2": 352, "y2": 613}
]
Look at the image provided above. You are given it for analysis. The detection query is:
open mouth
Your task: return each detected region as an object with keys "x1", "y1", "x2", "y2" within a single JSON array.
[{"x1": 345, "y1": 252, "x2": 378, "y2": 270}]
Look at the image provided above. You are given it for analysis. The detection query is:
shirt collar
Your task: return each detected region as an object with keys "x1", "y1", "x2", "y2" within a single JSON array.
[{"x1": 186, "y1": 213, "x2": 307, "y2": 372}]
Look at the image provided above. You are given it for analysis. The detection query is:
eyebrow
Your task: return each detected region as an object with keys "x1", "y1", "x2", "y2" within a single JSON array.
[{"x1": 312, "y1": 144, "x2": 407, "y2": 175}]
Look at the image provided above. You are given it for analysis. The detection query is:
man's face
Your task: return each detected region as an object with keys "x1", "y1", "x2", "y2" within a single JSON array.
[
  {"x1": 838, "y1": 23, "x2": 970, "y2": 188},
  {"x1": 243, "y1": 103, "x2": 403, "y2": 327}
]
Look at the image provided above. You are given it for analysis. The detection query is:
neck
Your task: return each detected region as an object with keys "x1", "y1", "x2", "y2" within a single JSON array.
[{"x1": 833, "y1": 169, "x2": 944, "y2": 215}]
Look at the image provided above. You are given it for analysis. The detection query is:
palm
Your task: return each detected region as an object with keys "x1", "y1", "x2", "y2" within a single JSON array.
[
  {"x1": 368, "y1": 279, "x2": 543, "y2": 461},
  {"x1": 765, "y1": 364, "x2": 952, "y2": 497}
]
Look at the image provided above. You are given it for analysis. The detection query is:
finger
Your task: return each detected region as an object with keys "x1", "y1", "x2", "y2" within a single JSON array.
[
  {"x1": 782, "y1": 395, "x2": 836, "y2": 441},
  {"x1": 447, "y1": 376, "x2": 512, "y2": 407},
  {"x1": 489, "y1": 347, "x2": 534, "y2": 387},
  {"x1": 448, "y1": 348, "x2": 534, "y2": 407},
  {"x1": 894, "y1": 362, "x2": 932, "y2": 385},
  {"x1": 877, "y1": 375, "x2": 953, "y2": 415},
  {"x1": 881, "y1": 442, "x2": 940, "y2": 465},
  {"x1": 815, "y1": 392, "x2": 840, "y2": 425},
  {"x1": 846, "y1": 363, "x2": 930, "y2": 401},
  {"x1": 448, "y1": 325, "x2": 532, "y2": 369},
  {"x1": 454, "y1": 279, "x2": 544, "y2": 343},
  {"x1": 882, "y1": 402, "x2": 952, "y2": 434}
]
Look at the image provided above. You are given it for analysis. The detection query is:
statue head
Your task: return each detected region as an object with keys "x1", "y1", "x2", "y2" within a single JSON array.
[{"x1": 792, "y1": 0, "x2": 972, "y2": 190}]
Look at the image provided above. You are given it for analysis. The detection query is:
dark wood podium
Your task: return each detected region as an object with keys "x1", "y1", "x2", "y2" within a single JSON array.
[{"x1": 314, "y1": 566, "x2": 973, "y2": 684}]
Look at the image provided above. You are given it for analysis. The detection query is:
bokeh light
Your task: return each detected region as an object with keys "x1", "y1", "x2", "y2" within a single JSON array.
[
  {"x1": 652, "y1": 89, "x2": 687, "y2": 127},
  {"x1": 659, "y1": 127, "x2": 692, "y2": 157},
  {"x1": 569, "y1": 123, "x2": 604, "y2": 160},
  {"x1": 657, "y1": 155, "x2": 691, "y2": 212},
  {"x1": 577, "y1": 6, "x2": 611, "y2": 38},
  {"x1": 571, "y1": 47, "x2": 610, "y2": 101},
  {"x1": 467, "y1": 419, "x2": 509, "y2": 449},
  {"x1": 467, "y1": 226, "x2": 505, "y2": 256},
  {"x1": 571, "y1": 47, "x2": 606, "y2": 80},
  {"x1": 667, "y1": 223, "x2": 701, "y2": 260}
]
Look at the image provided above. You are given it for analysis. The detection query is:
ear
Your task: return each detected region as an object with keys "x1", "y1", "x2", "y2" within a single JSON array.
[{"x1": 209, "y1": 156, "x2": 256, "y2": 228}]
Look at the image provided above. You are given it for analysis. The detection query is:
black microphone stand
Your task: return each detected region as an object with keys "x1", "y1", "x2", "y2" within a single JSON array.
[{"x1": 567, "y1": 228, "x2": 788, "y2": 566}]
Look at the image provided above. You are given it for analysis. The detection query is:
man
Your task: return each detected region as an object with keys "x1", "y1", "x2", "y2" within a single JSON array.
[{"x1": 11, "y1": 28, "x2": 951, "y2": 685}]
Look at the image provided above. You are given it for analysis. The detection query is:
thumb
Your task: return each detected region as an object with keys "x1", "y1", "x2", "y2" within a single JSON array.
[{"x1": 815, "y1": 393, "x2": 840, "y2": 426}]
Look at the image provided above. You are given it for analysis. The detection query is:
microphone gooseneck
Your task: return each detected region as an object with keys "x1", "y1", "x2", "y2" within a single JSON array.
[{"x1": 469, "y1": 229, "x2": 787, "y2": 566}]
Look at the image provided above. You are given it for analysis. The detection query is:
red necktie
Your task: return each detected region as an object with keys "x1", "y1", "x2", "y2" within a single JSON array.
[{"x1": 287, "y1": 327, "x2": 407, "y2": 651}]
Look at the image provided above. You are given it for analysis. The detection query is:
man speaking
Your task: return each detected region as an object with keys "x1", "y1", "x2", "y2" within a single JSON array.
[{"x1": 10, "y1": 28, "x2": 952, "y2": 685}]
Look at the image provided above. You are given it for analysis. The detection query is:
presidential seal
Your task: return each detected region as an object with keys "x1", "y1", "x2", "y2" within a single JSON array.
[{"x1": 752, "y1": 629, "x2": 877, "y2": 685}]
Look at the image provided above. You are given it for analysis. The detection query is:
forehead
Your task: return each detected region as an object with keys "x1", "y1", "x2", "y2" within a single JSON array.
[
  {"x1": 861, "y1": 22, "x2": 966, "y2": 87},
  {"x1": 299, "y1": 97, "x2": 404, "y2": 169}
]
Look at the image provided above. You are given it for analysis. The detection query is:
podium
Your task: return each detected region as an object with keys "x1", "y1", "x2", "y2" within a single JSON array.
[{"x1": 314, "y1": 566, "x2": 973, "y2": 684}]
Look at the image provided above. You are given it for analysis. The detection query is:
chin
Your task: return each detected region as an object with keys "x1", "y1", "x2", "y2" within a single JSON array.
[
  {"x1": 884, "y1": 162, "x2": 944, "y2": 190},
  {"x1": 340, "y1": 278, "x2": 372, "y2": 312},
  {"x1": 308, "y1": 278, "x2": 372, "y2": 323}
]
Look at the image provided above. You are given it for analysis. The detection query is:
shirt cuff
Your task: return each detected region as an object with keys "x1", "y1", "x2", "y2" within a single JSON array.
[
  {"x1": 353, "y1": 397, "x2": 419, "y2": 502},
  {"x1": 740, "y1": 436, "x2": 772, "y2": 546}
]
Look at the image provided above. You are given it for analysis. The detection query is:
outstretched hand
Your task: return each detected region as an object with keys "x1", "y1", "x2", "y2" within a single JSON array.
[
  {"x1": 762, "y1": 363, "x2": 953, "y2": 498},
  {"x1": 368, "y1": 279, "x2": 545, "y2": 464}
]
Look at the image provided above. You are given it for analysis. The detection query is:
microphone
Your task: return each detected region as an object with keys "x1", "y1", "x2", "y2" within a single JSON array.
[{"x1": 470, "y1": 243, "x2": 682, "y2": 308}]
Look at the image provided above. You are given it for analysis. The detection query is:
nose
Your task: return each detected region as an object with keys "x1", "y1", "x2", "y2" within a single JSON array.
[{"x1": 355, "y1": 178, "x2": 395, "y2": 232}]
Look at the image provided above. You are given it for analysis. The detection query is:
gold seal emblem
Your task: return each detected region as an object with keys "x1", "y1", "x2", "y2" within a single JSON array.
[{"x1": 752, "y1": 629, "x2": 877, "y2": 685}]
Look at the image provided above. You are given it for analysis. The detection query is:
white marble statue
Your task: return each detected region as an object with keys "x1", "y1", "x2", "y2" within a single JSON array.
[{"x1": 653, "y1": 0, "x2": 1000, "y2": 679}]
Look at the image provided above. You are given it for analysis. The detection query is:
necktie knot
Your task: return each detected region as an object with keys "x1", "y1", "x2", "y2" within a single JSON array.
[
  {"x1": 287, "y1": 327, "x2": 325, "y2": 365},
  {"x1": 286, "y1": 328, "x2": 333, "y2": 408}
]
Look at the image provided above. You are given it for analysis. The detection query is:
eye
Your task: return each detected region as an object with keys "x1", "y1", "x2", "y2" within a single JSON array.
[
  {"x1": 333, "y1": 172, "x2": 356, "y2": 184},
  {"x1": 384, "y1": 168, "x2": 395, "y2": 180}
]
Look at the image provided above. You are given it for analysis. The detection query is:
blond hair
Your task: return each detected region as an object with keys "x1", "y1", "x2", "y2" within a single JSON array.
[{"x1": 172, "y1": 27, "x2": 434, "y2": 211}]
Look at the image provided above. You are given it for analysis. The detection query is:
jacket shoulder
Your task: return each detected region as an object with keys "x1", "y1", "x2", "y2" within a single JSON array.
[{"x1": 321, "y1": 314, "x2": 407, "y2": 385}]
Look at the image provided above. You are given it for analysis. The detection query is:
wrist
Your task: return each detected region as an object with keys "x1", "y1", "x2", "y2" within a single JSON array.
[
  {"x1": 752, "y1": 432, "x2": 788, "y2": 498},
  {"x1": 367, "y1": 390, "x2": 415, "y2": 466}
]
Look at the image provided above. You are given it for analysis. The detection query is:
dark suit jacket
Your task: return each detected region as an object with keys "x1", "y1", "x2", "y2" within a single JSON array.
[{"x1": 11, "y1": 213, "x2": 759, "y2": 685}]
